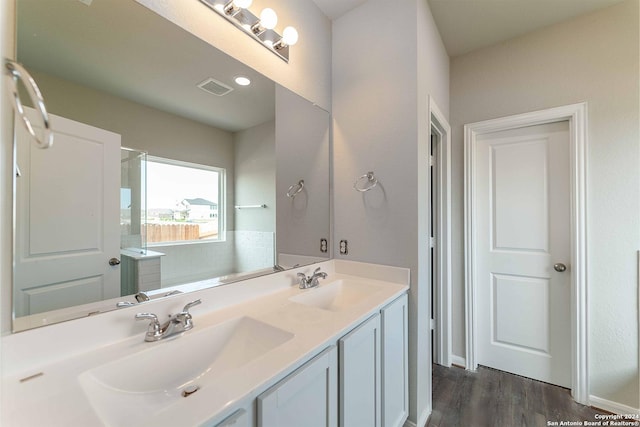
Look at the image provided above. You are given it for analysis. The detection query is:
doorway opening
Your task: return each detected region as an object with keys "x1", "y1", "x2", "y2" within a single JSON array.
[{"x1": 427, "y1": 97, "x2": 452, "y2": 369}]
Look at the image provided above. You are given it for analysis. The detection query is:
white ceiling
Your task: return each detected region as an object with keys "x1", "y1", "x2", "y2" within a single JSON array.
[
  {"x1": 312, "y1": 0, "x2": 626, "y2": 57},
  {"x1": 428, "y1": 0, "x2": 627, "y2": 57},
  {"x1": 311, "y1": 0, "x2": 368, "y2": 20}
]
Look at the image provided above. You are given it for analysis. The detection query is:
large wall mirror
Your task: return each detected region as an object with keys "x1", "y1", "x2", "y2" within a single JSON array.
[{"x1": 13, "y1": 0, "x2": 330, "y2": 331}]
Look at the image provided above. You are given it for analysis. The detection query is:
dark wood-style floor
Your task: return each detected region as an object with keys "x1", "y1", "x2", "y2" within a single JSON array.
[{"x1": 426, "y1": 364, "x2": 607, "y2": 427}]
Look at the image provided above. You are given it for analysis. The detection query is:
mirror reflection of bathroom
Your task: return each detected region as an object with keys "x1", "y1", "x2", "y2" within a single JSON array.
[{"x1": 12, "y1": 0, "x2": 329, "y2": 330}]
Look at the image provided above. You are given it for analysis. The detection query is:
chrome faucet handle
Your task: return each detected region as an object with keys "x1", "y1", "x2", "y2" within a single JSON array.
[
  {"x1": 311, "y1": 267, "x2": 327, "y2": 280},
  {"x1": 297, "y1": 272, "x2": 309, "y2": 288},
  {"x1": 116, "y1": 301, "x2": 136, "y2": 308},
  {"x1": 163, "y1": 290, "x2": 182, "y2": 297},
  {"x1": 178, "y1": 299, "x2": 201, "y2": 331},
  {"x1": 135, "y1": 312, "x2": 162, "y2": 341},
  {"x1": 135, "y1": 312, "x2": 159, "y2": 322},
  {"x1": 182, "y1": 299, "x2": 201, "y2": 313}
]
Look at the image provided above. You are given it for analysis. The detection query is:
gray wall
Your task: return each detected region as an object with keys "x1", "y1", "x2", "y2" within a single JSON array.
[
  {"x1": 332, "y1": 0, "x2": 450, "y2": 424},
  {"x1": 275, "y1": 85, "x2": 330, "y2": 260},
  {"x1": 234, "y1": 120, "x2": 276, "y2": 232},
  {"x1": 450, "y1": 0, "x2": 639, "y2": 408}
]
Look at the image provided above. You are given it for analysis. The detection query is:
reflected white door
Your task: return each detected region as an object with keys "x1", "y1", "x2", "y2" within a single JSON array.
[
  {"x1": 476, "y1": 121, "x2": 571, "y2": 387},
  {"x1": 14, "y1": 108, "x2": 121, "y2": 317}
]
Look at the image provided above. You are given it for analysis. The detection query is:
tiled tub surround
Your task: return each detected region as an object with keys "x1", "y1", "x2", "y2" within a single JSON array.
[
  {"x1": 155, "y1": 231, "x2": 275, "y2": 287},
  {"x1": 1, "y1": 260, "x2": 408, "y2": 427},
  {"x1": 234, "y1": 230, "x2": 275, "y2": 273}
]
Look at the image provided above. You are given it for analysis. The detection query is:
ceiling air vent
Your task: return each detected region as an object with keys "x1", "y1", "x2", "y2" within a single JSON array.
[{"x1": 197, "y1": 78, "x2": 234, "y2": 97}]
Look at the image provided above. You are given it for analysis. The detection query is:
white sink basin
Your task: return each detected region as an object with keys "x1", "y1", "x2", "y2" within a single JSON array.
[
  {"x1": 289, "y1": 279, "x2": 384, "y2": 312},
  {"x1": 79, "y1": 316, "x2": 293, "y2": 427}
]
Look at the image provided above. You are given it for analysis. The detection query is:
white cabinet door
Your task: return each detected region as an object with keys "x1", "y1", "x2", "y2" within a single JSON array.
[
  {"x1": 257, "y1": 346, "x2": 337, "y2": 427},
  {"x1": 339, "y1": 313, "x2": 381, "y2": 427},
  {"x1": 381, "y1": 294, "x2": 408, "y2": 427}
]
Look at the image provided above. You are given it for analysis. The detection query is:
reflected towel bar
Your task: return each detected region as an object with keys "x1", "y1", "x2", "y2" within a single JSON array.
[{"x1": 235, "y1": 204, "x2": 267, "y2": 209}]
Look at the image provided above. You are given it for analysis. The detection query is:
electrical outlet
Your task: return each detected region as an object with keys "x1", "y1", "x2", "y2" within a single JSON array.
[
  {"x1": 320, "y1": 238, "x2": 328, "y2": 253},
  {"x1": 339, "y1": 239, "x2": 348, "y2": 255}
]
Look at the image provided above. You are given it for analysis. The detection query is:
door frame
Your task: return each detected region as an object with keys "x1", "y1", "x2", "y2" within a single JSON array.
[
  {"x1": 428, "y1": 96, "x2": 452, "y2": 367},
  {"x1": 463, "y1": 102, "x2": 588, "y2": 404}
]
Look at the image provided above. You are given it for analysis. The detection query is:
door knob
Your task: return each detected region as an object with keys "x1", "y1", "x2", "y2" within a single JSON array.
[
  {"x1": 109, "y1": 258, "x2": 121, "y2": 266},
  {"x1": 553, "y1": 263, "x2": 567, "y2": 272}
]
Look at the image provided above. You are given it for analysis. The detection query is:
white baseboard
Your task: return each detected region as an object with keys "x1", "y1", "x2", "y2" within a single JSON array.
[
  {"x1": 451, "y1": 354, "x2": 466, "y2": 368},
  {"x1": 589, "y1": 395, "x2": 640, "y2": 415},
  {"x1": 404, "y1": 407, "x2": 431, "y2": 427}
]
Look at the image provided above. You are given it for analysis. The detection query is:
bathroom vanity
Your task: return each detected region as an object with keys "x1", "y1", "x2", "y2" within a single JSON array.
[{"x1": 1, "y1": 260, "x2": 409, "y2": 427}]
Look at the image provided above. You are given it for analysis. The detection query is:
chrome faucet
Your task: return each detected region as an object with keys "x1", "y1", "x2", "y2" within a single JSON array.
[
  {"x1": 297, "y1": 267, "x2": 328, "y2": 289},
  {"x1": 135, "y1": 299, "x2": 201, "y2": 342},
  {"x1": 135, "y1": 291, "x2": 151, "y2": 303}
]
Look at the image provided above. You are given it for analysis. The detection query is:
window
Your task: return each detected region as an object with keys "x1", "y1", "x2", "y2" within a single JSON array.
[{"x1": 144, "y1": 157, "x2": 225, "y2": 244}]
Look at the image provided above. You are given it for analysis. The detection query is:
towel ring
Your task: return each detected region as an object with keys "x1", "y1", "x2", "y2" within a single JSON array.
[
  {"x1": 286, "y1": 179, "x2": 304, "y2": 198},
  {"x1": 354, "y1": 172, "x2": 378, "y2": 192},
  {"x1": 4, "y1": 60, "x2": 53, "y2": 149}
]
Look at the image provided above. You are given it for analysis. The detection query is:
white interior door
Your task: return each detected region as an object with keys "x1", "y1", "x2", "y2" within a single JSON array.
[
  {"x1": 475, "y1": 121, "x2": 571, "y2": 387},
  {"x1": 14, "y1": 108, "x2": 121, "y2": 317}
]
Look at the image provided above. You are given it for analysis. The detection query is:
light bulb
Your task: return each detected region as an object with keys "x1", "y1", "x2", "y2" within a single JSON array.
[
  {"x1": 260, "y1": 8, "x2": 278, "y2": 30},
  {"x1": 232, "y1": 0, "x2": 252, "y2": 8},
  {"x1": 282, "y1": 26, "x2": 298, "y2": 46}
]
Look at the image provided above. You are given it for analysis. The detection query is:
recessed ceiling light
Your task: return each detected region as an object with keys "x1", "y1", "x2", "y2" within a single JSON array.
[{"x1": 234, "y1": 76, "x2": 251, "y2": 86}]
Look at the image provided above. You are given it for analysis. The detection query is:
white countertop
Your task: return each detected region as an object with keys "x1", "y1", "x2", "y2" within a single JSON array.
[{"x1": 1, "y1": 260, "x2": 409, "y2": 427}]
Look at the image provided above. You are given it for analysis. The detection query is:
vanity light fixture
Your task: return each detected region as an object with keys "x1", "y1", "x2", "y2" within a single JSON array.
[
  {"x1": 224, "y1": 0, "x2": 252, "y2": 15},
  {"x1": 200, "y1": 0, "x2": 298, "y2": 62}
]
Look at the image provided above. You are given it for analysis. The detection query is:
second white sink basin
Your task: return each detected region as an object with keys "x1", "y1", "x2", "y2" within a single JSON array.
[
  {"x1": 289, "y1": 279, "x2": 384, "y2": 312},
  {"x1": 79, "y1": 316, "x2": 293, "y2": 426}
]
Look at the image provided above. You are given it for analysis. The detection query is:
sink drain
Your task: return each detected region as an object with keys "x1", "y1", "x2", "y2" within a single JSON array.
[{"x1": 182, "y1": 385, "x2": 200, "y2": 397}]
